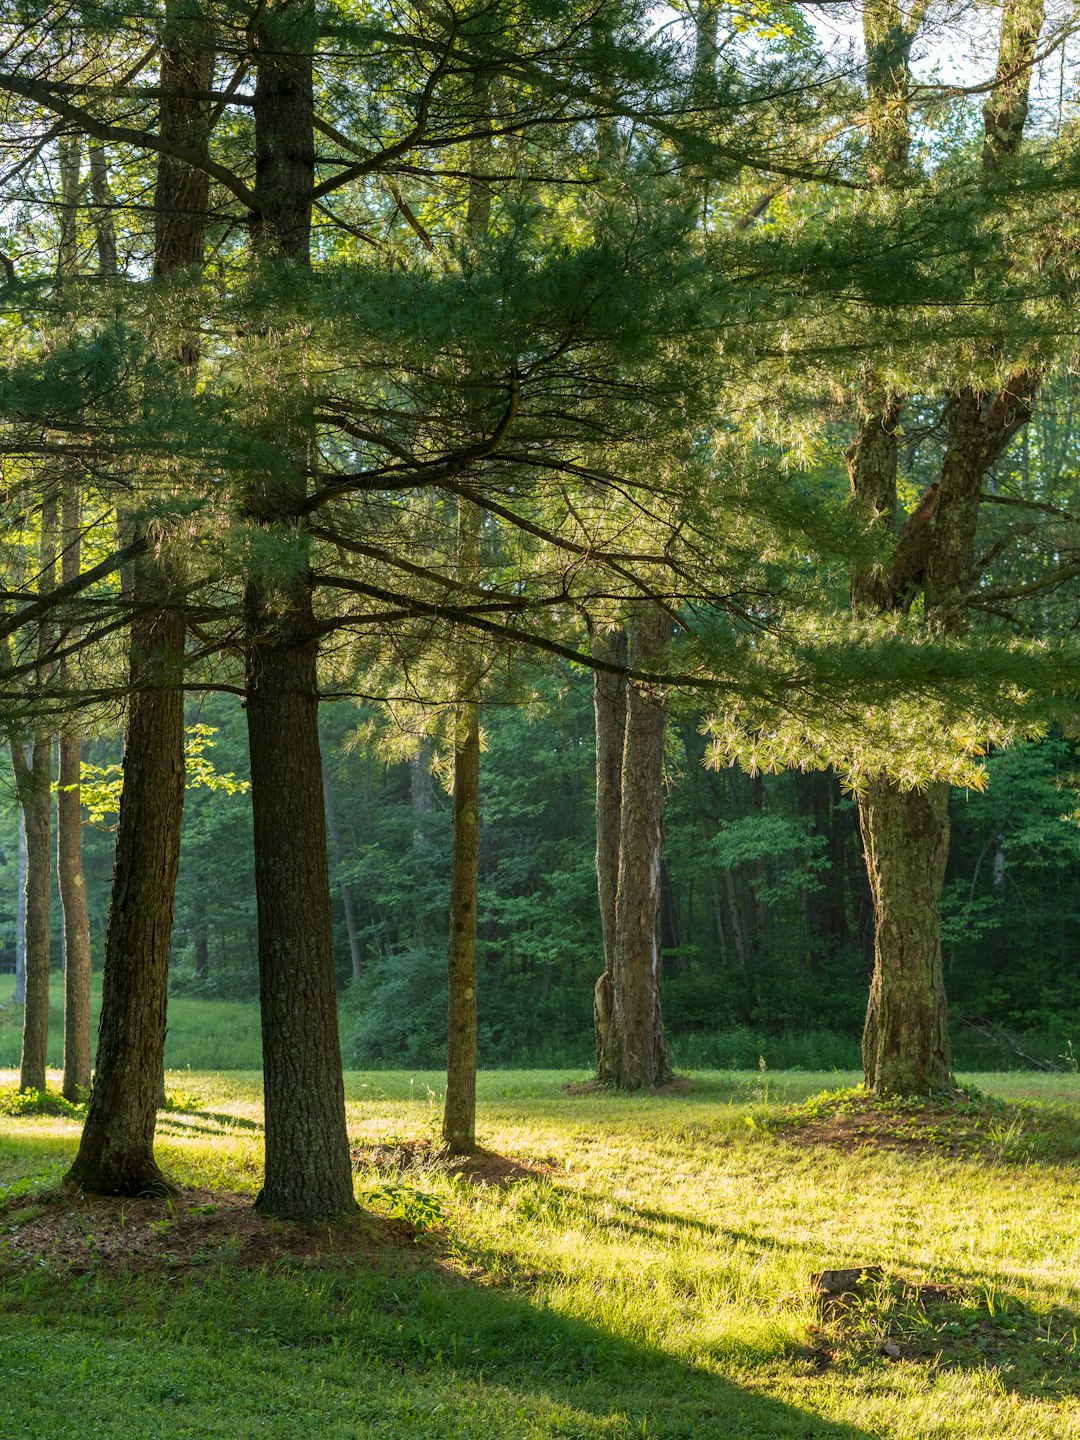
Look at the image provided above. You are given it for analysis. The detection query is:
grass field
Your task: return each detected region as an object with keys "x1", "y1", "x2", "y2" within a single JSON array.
[{"x1": 0, "y1": 1065, "x2": 1077, "y2": 1439}]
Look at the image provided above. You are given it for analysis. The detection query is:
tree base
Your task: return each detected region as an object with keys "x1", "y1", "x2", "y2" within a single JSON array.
[{"x1": 65, "y1": 1155, "x2": 178, "y2": 1199}]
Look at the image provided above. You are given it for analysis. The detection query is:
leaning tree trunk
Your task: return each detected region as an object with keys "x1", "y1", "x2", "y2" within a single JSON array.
[
  {"x1": 443, "y1": 701, "x2": 480, "y2": 1153},
  {"x1": 244, "y1": 8, "x2": 355, "y2": 1220},
  {"x1": 67, "y1": 3, "x2": 210, "y2": 1192},
  {"x1": 597, "y1": 608, "x2": 672, "y2": 1089},
  {"x1": 860, "y1": 780, "x2": 952, "y2": 1094}
]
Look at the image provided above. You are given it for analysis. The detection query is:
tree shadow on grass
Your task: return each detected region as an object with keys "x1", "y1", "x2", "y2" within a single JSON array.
[
  {"x1": 0, "y1": 1201, "x2": 881, "y2": 1440},
  {"x1": 156, "y1": 1109, "x2": 266, "y2": 1138}
]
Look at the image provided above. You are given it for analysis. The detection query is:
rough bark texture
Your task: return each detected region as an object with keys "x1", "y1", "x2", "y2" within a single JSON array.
[
  {"x1": 592, "y1": 626, "x2": 626, "y2": 1064},
  {"x1": 847, "y1": 2, "x2": 934, "y2": 1097},
  {"x1": 59, "y1": 486, "x2": 92, "y2": 1102},
  {"x1": 14, "y1": 735, "x2": 51, "y2": 1093},
  {"x1": 67, "y1": 3, "x2": 210, "y2": 1189},
  {"x1": 860, "y1": 780, "x2": 952, "y2": 1094},
  {"x1": 245, "y1": 7, "x2": 355, "y2": 1219},
  {"x1": 246, "y1": 616, "x2": 355, "y2": 1218},
  {"x1": 66, "y1": 586, "x2": 185, "y2": 1192},
  {"x1": 852, "y1": 0, "x2": 1043, "y2": 1097},
  {"x1": 443, "y1": 703, "x2": 480, "y2": 1153},
  {"x1": 597, "y1": 609, "x2": 672, "y2": 1090}
]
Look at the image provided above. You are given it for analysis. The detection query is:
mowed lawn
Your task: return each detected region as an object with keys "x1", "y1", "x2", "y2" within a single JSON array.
[{"x1": 0, "y1": 1062, "x2": 1077, "y2": 1440}]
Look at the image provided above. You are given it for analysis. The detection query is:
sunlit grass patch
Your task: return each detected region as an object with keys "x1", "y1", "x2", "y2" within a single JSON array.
[{"x1": 1, "y1": 1068, "x2": 1078, "y2": 1438}]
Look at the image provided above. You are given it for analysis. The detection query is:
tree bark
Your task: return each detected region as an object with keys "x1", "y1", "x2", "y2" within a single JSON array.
[
  {"x1": 67, "y1": 2, "x2": 210, "y2": 1191},
  {"x1": 14, "y1": 734, "x2": 51, "y2": 1093},
  {"x1": 592, "y1": 626, "x2": 626, "y2": 1064},
  {"x1": 443, "y1": 702, "x2": 480, "y2": 1152},
  {"x1": 14, "y1": 490, "x2": 58, "y2": 1093},
  {"x1": 597, "y1": 608, "x2": 672, "y2": 1089},
  {"x1": 59, "y1": 480, "x2": 92, "y2": 1102},
  {"x1": 853, "y1": 0, "x2": 1043, "y2": 1097},
  {"x1": 13, "y1": 808, "x2": 26, "y2": 1005},
  {"x1": 67, "y1": 585, "x2": 185, "y2": 1193},
  {"x1": 245, "y1": 6, "x2": 355, "y2": 1220},
  {"x1": 860, "y1": 780, "x2": 952, "y2": 1094},
  {"x1": 246, "y1": 616, "x2": 355, "y2": 1218}
]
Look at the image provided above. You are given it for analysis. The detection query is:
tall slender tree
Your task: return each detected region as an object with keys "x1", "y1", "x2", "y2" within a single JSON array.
[{"x1": 68, "y1": 0, "x2": 213, "y2": 1192}]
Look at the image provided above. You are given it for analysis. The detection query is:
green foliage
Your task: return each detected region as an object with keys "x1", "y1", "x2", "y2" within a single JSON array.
[
  {"x1": 77, "y1": 725, "x2": 249, "y2": 826},
  {"x1": 0, "y1": 1086, "x2": 83, "y2": 1118}
]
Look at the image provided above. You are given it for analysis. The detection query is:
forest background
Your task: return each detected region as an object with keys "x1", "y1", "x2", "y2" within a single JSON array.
[
  {"x1": 1, "y1": 0, "x2": 1079, "y2": 1121},
  {"x1": 2, "y1": 692, "x2": 1077, "y2": 1074}
]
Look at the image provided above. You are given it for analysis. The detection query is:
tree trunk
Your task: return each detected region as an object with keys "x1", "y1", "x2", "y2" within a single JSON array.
[
  {"x1": 592, "y1": 626, "x2": 626, "y2": 1064},
  {"x1": 245, "y1": 8, "x2": 355, "y2": 1220},
  {"x1": 246, "y1": 618, "x2": 355, "y2": 1218},
  {"x1": 66, "y1": 586, "x2": 185, "y2": 1192},
  {"x1": 860, "y1": 780, "x2": 952, "y2": 1094},
  {"x1": 59, "y1": 480, "x2": 93, "y2": 1101},
  {"x1": 410, "y1": 739, "x2": 435, "y2": 947},
  {"x1": 194, "y1": 926, "x2": 209, "y2": 979},
  {"x1": 443, "y1": 702, "x2": 480, "y2": 1153},
  {"x1": 14, "y1": 735, "x2": 51, "y2": 1092},
  {"x1": 14, "y1": 488, "x2": 58, "y2": 1094},
  {"x1": 597, "y1": 608, "x2": 671, "y2": 1089},
  {"x1": 323, "y1": 762, "x2": 363, "y2": 984},
  {"x1": 853, "y1": 0, "x2": 1042, "y2": 1098},
  {"x1": 67, "y1": 2, "x2": 210, "y2": 1191},
  {"x1": 13, "y1": 807, "x2": 26, "y2": 1005}
]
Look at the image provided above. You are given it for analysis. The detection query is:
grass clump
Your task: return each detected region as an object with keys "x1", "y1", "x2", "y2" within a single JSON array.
[{"x1": 0, "y1": 1086, "x2": 84, "y2": 1119}]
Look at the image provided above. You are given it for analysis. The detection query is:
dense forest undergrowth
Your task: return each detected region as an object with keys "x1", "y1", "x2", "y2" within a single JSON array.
[{"x1": 1, "y1": 1069, "x2": 1077, "y2": 1440}]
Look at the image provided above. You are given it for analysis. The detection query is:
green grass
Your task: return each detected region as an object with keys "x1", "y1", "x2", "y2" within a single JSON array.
[
  {"x1": 0, "y1": 975, "x2": 265, "y2": 1071},
  {"x1": 0, "y1": 1067, "x2": 1078, "y2": 1438}
]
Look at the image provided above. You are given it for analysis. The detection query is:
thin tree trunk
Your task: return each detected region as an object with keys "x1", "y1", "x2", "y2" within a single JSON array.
[
  {"x1": 52, "y1": 135, "x2": 93, "y2": 1101},
  {"x1": 442, "y1": 84, "x2": 493, "y2": 1153},
  {"x1": 67, "y1": 3, "x2": 210, "y2": 1191},
  {"x1": 15, "y1": 489, "x2": 58, "y2": 1093},
  {"x1": 13, "y1": 807, "x2": 26, "y2": 1005},
  {"x1": 443, "y1": 702, "x2": 480, "y2": 1152},
  {"x1": 592, "y1": 626, "x2": 626, "y2": 1064},
  {"x1": 245, "y1": 7, "x2": 354, "y2": 1220},
  {"x1": 194, "y1": 926, "x2": 209, "y2": 979},
  {"x1": 410, "y1": 739, "x2": 435, "y2": 947},
  {"x1": 59, "y1": 482, "x2": 92, "y2": 1101},
  {"x1": 323, "y1": 763, "x2": 363, "y2": 984},
  {"x1": 597, "y1": 608, "x2": 671, "y2": 1089},
  {"x1": 14, "y1": 734, "x2": 51, "y2": 1092}
]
